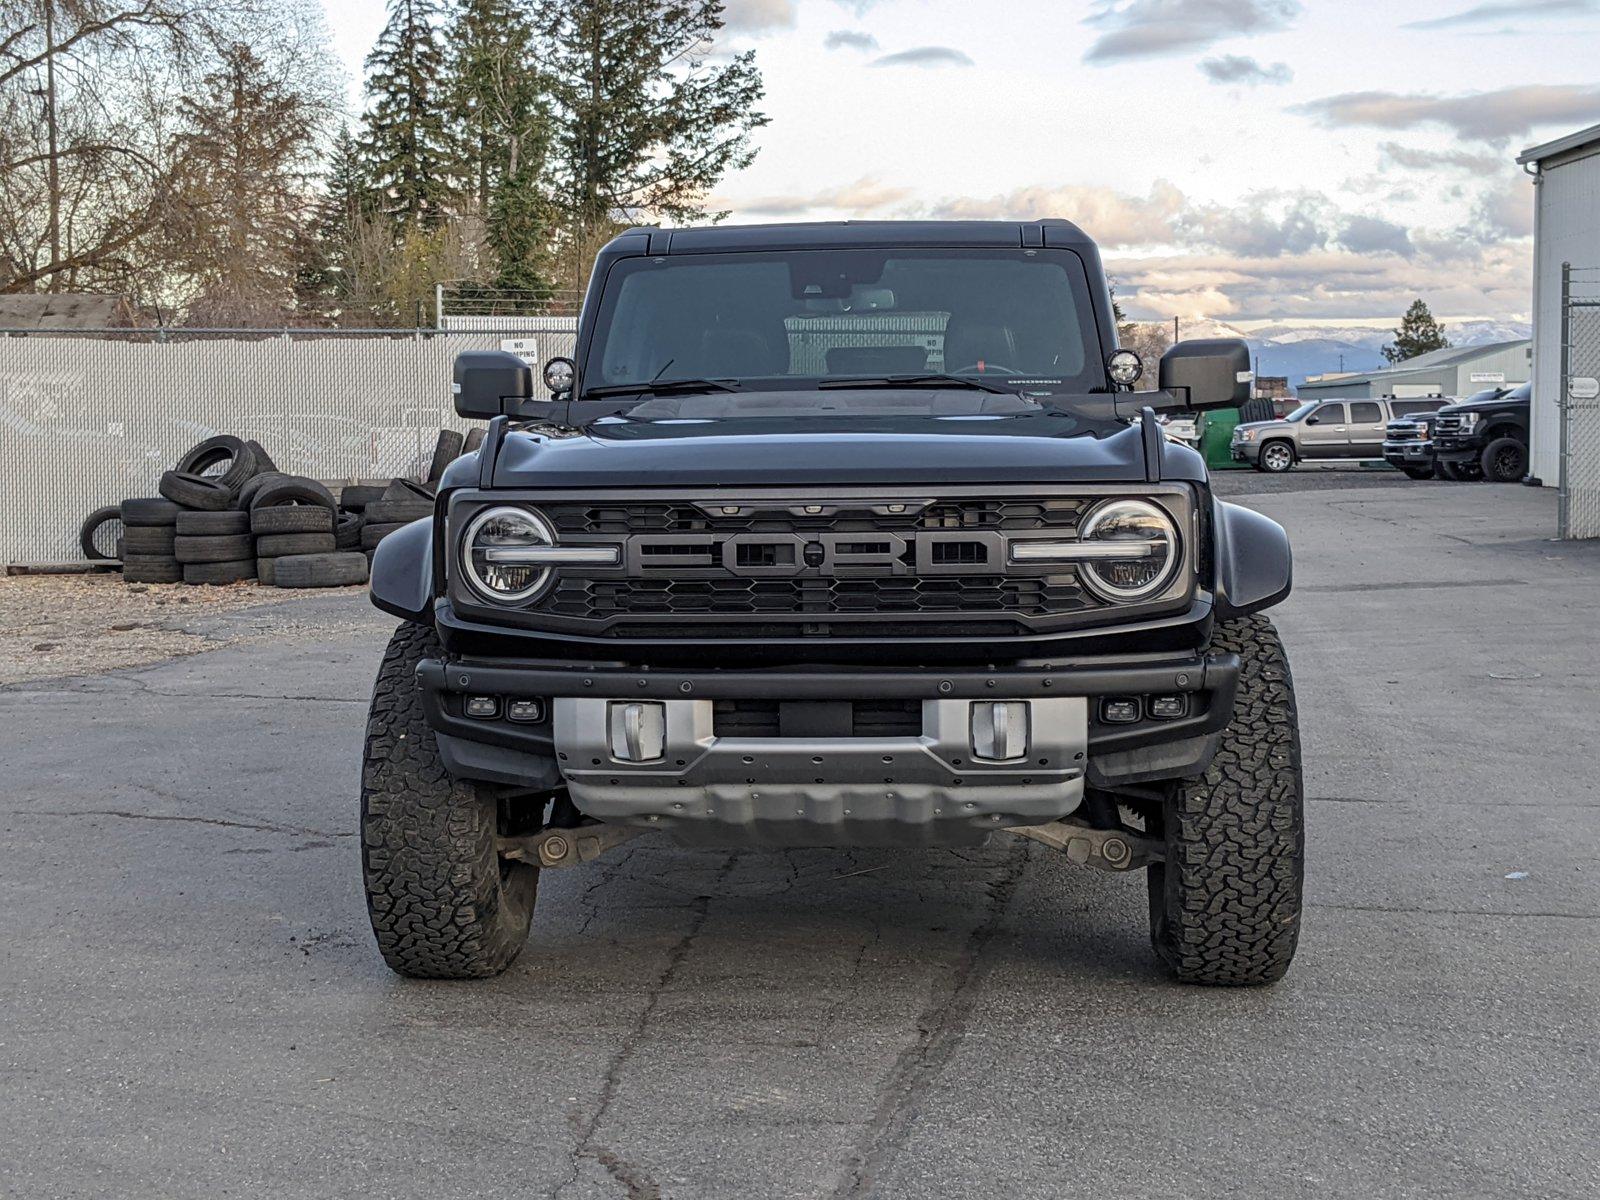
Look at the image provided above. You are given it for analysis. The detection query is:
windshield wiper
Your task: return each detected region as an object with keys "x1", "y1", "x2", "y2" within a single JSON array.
[
  {"x1": 584, "y1": 377, "x2": 745, "y2": 398},
  {"x1": 817, "y1": 372, "x2": 1016, "y2": 396}
]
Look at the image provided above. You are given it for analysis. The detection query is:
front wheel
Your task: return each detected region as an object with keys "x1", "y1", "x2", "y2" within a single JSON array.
[
  {"x1": 1258, "y1": 440, "x2": 1295, "y2": 473},
  {"x1": 361, "y1": 622, "x2": 539, "y2": 978},
  {"x1": 1148, "y1": 614, "x2": 1304, "y2": 986},
  {"x1": 1480, "y1": 437, "x2": 1527, "y2": 483}
]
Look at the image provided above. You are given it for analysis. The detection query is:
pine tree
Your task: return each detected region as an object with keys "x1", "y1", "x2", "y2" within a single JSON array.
[
  {"x1": 165, "y1": 41, "x2": 319, "y2": 325},
  {"x1": 1383, "y1": 299, "x2": 1451, "y2": 364},
  {"x1": 361, "y1": 0, "x2": 456, "y2": 229},
  {"x1": 297, "y1": 124, "x2": 371, "y2": 319},
  {"x1": 445, "y1": 0, "x2": 553, "y2": 293},
  {"x1": 540, "y1": 0, "x2": 767, "y2": 244}
]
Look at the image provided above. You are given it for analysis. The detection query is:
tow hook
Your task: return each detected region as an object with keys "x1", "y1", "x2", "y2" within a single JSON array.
[
  {"x1": 1007, "y1": 818, "x2": 1163, "y2": 871},
  {"x1": 499, "y1": 824, "x2": 643, "y2": 868}
]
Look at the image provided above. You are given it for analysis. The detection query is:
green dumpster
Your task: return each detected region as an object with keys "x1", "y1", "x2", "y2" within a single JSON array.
[{"x1": 1199, "y1": 409, "x2": 1248, "y2": 470}]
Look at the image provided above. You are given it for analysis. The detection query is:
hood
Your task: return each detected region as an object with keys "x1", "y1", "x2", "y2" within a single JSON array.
[
  {"x1": 1233, "y1": 419, "x2": 1289, "y2": 433},
  {"x1": 472, "y1": 401, "x2": 1209, "y2": 489}
]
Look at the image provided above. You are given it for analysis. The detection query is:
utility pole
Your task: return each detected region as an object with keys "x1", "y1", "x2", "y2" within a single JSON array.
[
  {"x1": 43, "y1": 0, "x2": 61, "y2": 291},
  {"x1": 1173, "y1": 316, "x2": 1180, "y2": 345}
]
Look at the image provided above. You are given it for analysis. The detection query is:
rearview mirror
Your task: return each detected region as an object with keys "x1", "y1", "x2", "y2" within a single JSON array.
[
  {"x1": 453, "y1": 351, "x2": 532, "y2": 419},
  {"x1": 1159, "y1": 338, "x2": 1252, "y2": 411}
]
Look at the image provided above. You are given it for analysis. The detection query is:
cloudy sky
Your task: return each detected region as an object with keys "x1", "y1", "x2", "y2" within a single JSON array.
[{"x1": 321, "y1": 0, "x2": 1600, "y2": 326}]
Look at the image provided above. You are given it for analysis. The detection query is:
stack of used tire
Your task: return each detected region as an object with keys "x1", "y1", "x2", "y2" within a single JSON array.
[
  {"x1": 360, "y1": 478, "x2": 437, "y2": 560},
  {"x1": 120, "y1": 436, "x2": 273, "y2": 584},
  {"x1": 249, "y1": 475, "x2": 369, "y2": 590}
]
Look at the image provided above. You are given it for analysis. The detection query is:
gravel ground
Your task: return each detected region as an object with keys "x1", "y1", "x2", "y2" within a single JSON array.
[{"x1": 0, "y1": 573, "x2": 372, "y2": 685}]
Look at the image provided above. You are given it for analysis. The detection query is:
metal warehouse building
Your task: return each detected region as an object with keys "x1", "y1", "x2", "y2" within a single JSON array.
[
  {"x1": 1520, "y1": 125, "x2": 1600, "y2": 516},
  {"x1": 1297, "y1": 340, "x2": 1531, "y2": 402}
]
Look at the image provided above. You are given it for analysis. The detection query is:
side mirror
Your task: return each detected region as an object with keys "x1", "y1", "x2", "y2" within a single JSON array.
[
  {"x1": 1305, "y1": 416, "x2": 1321, "y2": 425},
  {"x1": 1159, "y1": 338, "x2": 1252, "y2": 411},
  {"x1": 453, "y1": 351, "x2": 532, "y2": 419}
]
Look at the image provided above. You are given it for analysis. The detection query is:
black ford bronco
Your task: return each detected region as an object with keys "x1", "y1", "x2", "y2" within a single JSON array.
[{"x1": 361, "y1": 220, "x2": 1303, "y2": 986}]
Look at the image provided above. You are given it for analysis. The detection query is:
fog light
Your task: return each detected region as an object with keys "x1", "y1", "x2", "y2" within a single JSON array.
[
  {"x1": 1101, "y1": 698, "x2": 1140, "y2": 724},
  {"x1": 465, "y1": 696, "x2": 499, "y2": 719},
  {"x1": 507, "y1": 698, "x2": 545, "y2": 723},
  {"x1": 1149, "y1": 695, "x2": 1187, "y2": 720},
  {"x1": 971, "y1": 701, "x2": 1028, "y2": 762},
  {"x1": 609, "y1": 701, "x2": 666, "y2": 762}
]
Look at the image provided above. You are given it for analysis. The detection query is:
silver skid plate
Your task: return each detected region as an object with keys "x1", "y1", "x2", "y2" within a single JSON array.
[{"x1": 553, "y1": 697, "x2": 1088, "y2": 847}]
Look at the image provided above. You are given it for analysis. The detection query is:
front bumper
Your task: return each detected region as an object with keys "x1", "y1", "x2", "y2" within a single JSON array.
[
  {"x1": 1382, "y1": 441, "x2": 1434, "y2": 468},
  {"x1": 417, "y1": 653, "x2": 1240, "y2": 847},
  {"x1": 1230, "y1": 440, "x2": 1262, "y2": 464}
]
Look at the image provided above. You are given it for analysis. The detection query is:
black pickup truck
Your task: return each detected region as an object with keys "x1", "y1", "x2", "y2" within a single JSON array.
[
  {"x1": 361, "y1": 220, "x2": 1303, "y2": 987},
  {"x1": 1431, "y1": 382, "x2": 1531, "y2": 482}
]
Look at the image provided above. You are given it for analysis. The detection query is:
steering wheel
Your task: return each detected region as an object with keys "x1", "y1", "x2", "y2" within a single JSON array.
[{"x1": 948, "y1": 362, "x2": 1024, "y2": 377}]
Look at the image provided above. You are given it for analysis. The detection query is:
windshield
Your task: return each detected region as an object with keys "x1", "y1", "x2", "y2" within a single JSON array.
[{"x1": 583, "y1": 248, "x2": 1106, "y2": 398}]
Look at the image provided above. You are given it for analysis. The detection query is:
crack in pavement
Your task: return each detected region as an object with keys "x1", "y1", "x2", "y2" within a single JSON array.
[
  {"x1": 555, "y1": 851, "x2": 742, "y2": 1200},
  {"x1": 828, "y1": 841, "x2": 1030, "y2": 1199},
  {"x1": 8, "y1": 808, "x2": 354, "y2": 840}
]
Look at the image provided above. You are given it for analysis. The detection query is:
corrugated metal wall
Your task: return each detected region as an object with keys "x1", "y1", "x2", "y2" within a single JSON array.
[{"x1": 0, "y1": 324, "x2": 577, "y2": 564}]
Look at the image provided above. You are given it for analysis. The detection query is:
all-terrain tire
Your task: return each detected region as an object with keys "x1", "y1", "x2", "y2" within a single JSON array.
[
  {"x1": 238, "y1": 471, "x2": 287, "y2": 510},
  {"x1": 1480, "y1": 437, "x2": 1527, "y2": 483},
  {"x1": 174, "y1": 435, "x2": 259, "y2": 492},
  {"x1": 361, "y1": 623, "x2": 538, "y2": 978},
  {"x1": 1148, "y1": 613, "x2": 1304, "y2": 986}
]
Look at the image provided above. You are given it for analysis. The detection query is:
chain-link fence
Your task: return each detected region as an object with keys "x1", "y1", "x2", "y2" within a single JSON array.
[
  {"x1": 1561, "y1": 266, "x2": 1600, "y2": 540},
  {"x1": 0, "y1": 322, "x2": 577, "y2": 564}
]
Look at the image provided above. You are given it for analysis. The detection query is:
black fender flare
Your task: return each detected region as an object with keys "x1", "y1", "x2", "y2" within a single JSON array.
[
  {"x1": 1211, "y1": 498, "x2": 1292, "y2": 618},
  {"x1": 370, "y1": 518, "x2": 435, "y2": 624}
]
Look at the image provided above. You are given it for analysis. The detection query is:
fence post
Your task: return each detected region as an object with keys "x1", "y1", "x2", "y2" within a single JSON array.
[{"x1": 1559, "y1": 262, "x2": 1571, "y2": 540}]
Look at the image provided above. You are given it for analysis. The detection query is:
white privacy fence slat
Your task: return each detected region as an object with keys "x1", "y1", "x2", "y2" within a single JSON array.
[{"x1": 0, "y1": 323, "x2": 577, "y2": 564}]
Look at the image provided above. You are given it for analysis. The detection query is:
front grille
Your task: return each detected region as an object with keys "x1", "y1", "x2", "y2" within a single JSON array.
[
  {"x1": 452, "y1": 489, "x2": 1193, "y2": 640},
  {"x1": 548, "y1": 574, "x2": 1088, "y2": 619},
  {"x1": 1434, "y1": 415, "x2": 1463, "y2": 434}
]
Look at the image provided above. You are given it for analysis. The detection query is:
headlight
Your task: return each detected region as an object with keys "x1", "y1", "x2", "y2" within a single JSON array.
[
  {"x1": 1075, "y1": 499, "x2": 1180, "y2": 603},
  {"x1": 1457, "y1": 411, "x2": 1480, "y2": 430},
  {"x1": 1238, "y1": 428, "x2": 1258, "y2": 441},
  {"x1": 462, "y1": 506, "x2": 559, "y2": 602}
]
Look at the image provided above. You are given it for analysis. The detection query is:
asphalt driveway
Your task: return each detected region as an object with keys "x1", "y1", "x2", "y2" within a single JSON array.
[{"x1": 2, "y1": 476, "x2": 1596, "y2": 1199}]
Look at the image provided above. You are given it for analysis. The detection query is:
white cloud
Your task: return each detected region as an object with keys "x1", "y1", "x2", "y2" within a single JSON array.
[
  {"x1": 1084, "y1": 0, "x2": 1300, "y2": 63},
  {"x1": 721, "y1": 0, "x2": 796, "y2": 34},
  {"x1": 1294, "y1": 84, "x2": 1600, "y2": 143},
  {"x1": 824, "y1": 30, "x2": 879, "y2": 51},
  {"x1": 1199, "y1": 54, "x2": 1292, "y2": 85},
  {"x1": 871, "y1": 46, "x2": 974, "y2": 68}
]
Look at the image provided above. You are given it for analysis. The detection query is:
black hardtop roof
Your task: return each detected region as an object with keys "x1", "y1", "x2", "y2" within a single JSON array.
[{"x1": 608, "y1": 219, "x2": 1097, "y2": 255}]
